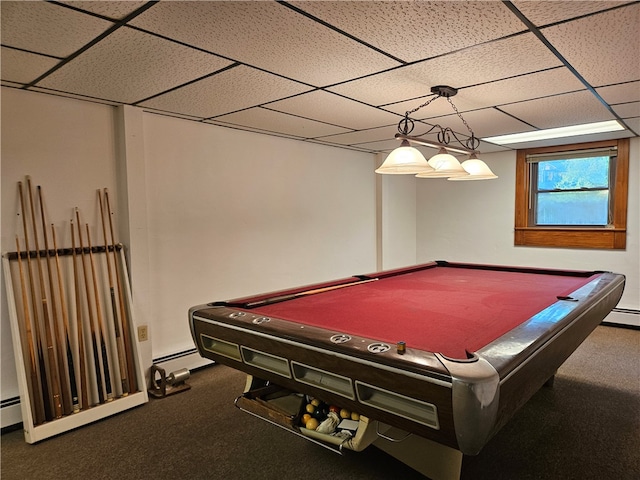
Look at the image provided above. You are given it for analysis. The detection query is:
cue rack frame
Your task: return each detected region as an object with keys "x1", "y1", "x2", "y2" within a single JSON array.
[{"x1": 2, "y1": 244, "x2": 148, "y2": 443}]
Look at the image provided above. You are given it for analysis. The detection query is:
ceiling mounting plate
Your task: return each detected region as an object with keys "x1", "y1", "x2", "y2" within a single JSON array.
[{"x1": 431, "y1": 85, "x2": 458, "y2": 97}]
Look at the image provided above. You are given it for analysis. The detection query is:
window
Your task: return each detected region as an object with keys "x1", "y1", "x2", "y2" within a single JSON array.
[
  {"x1": 533, "y1": 152, "x2": 613, "y2": 226},
  {"x1": 515, "y1": 138, "x2": 629, "y2": 249}
]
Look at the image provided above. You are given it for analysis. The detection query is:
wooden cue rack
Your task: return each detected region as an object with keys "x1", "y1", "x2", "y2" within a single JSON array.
[{"x1": 2, "y1": 244, "x2": 148, "y2": 443}]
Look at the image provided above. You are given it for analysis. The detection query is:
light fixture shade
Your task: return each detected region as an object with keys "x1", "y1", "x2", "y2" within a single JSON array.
[
  {"x1": 416, "y1": 148, "x2": 468, "y2": 178},
  {"x1": 375, "y1": 142, "x2": 435, "y2": 174},
  {"x1": 448, "y1": 154, "x2": 498, "y2": 181}
]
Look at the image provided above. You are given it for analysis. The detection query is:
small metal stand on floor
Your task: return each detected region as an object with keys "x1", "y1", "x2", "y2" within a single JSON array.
[{"x1": 148, "y1": 365, "x2": 191, "y2": 398}]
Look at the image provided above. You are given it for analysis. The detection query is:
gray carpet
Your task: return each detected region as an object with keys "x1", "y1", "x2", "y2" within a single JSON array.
[{"x1": 2, "y1": 325, "x2": 639, "y2": 479}]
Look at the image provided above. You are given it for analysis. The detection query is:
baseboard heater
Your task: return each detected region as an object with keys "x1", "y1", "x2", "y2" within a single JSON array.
[{"x1": 602, "y1": 307, "x2": 639, "y2": 328}]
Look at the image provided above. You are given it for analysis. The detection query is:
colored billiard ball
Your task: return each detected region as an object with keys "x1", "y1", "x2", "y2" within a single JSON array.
[{"x1": 302, "y1": 413, "x2": 312, "y2": 426}]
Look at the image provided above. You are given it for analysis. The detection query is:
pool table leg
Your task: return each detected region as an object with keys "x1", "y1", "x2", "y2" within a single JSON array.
[
  {"x1": 244, "y1": 375, "x2": 269, "y2": 392},
  {"x1": 544, "y1": 371, "x2": 557, "y2": 387},
  {"x1": 373, "y1": 423, "x2": 463, "y2": 480}
]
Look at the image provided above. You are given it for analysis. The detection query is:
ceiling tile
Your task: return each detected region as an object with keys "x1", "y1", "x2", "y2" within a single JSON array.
[
  {"x1": 214, "y1": 107, "x2": 352, "y2": 139},
  {"x1": 140, "y1": 65, "x2": 311, "y2": 119},
  {"x1": 314, "y1": 124, "x2": 400, "y2": 146},
  {"x1": 329, "y1": 69, "x2": 447, "y2": 110},
  {"x1": 0, "y1": 1, "x2": 113, "y2": 57},
  {"x1": 266, "y1": 91, "x2": 401, "y2": 130},
  {"x1": 60, "y1": 1, "x2": 148, "y2": 20},
  {"x1": 308, "y1": 139, "x2": 375, "y2": 153},
  {"x1": 452, "y1": 68, "x2": 586, "y2": 111},
  {"x1": 144, "y1": 108, "x2": 206, "y2": 122},
  {"x1": 621, "y1": 116, "x2": 640, "y2": 134},
  {"x1": 474, "y1": 141, "x2": 513, "y2": 154},
  {"x1": 329, "y1": 33, "x2": 562, "y2": 107},
  {"x1": 499, "y1": 90, "x2": 615, "y2": 129},
  {"x1": 541, "y1": 4, "x2": 640, "y2": 87},
  {"x1": 613, "y1": 102, "x2": 640, "y2": 119},
  {"x1": 1, "y1": 47, "x2": 59, "y2": 84},
  {"x1": 430, "y1": 108, "x2": 536, "y2": 139},
  {"x1": 28, "y1": 86, "x2": 123, "y2": 106},
  {"x1": 386, "y1": 67, "x2": 586, "y2": 118},
  {"x1": 1, "y1": 0, "x2": 637, "y2": 151},
  {"x1": 290, "y1": 1, "x2": 525, "y2": 63},
  {"x1": 348, "y1": 138, "x2": 403, "y2": 153},
  {"x1": 383, "y1": 94, "x2": 474, "y2": 118},
  {"x1": 1, "y1": 81, "x2": 24, "y2": 88},
  {"x1": 204, "y1": 119, "x2": 308, "y2": 142},
  {"x1": 441, "y1": 32, "x2": 564, "y2": 83},
  {"x1": 38, "y1": 27, "x2": 234, "y2": 104},
  {"x1": 596, "y1": 81, "x2": 640, "y2": 104},
  {"x1": 512, "y1": 1, "x2": 633, "y2": 27},
  {"x1": 130, "y1": 1, "x2": 400, "y2": 87}
]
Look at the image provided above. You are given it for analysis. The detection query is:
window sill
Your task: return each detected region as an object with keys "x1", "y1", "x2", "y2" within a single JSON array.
[{"x1": 514, "y1": 227, "x2": 626, "y2": 249}]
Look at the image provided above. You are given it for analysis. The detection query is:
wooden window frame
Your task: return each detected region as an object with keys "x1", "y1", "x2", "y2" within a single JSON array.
[{"x1": 514, "y1": 138, "x2": 629, "y2": 249}]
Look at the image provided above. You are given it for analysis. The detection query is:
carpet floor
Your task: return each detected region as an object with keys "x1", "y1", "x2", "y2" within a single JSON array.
[{"x1": 1, "y1": 324, "x2": 639, "y2": 479}]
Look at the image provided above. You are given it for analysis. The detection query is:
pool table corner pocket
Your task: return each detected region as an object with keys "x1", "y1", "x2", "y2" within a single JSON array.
[{"x1": 436, "y1": 354, "x2": 500, "y2": 456}]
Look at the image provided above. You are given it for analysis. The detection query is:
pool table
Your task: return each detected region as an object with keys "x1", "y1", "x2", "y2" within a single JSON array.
[{"x1": 189, "y1": 261, "x2": 624, "y2": 462}]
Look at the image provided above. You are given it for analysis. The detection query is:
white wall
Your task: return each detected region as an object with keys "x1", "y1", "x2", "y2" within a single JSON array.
[
  {"x1": 416, "y1": 142, "x2": 640, "y2": 319},
  {"x1": 1, "y1": 89, "x2": 120, "y2": 426},
  {"x1": 140, "y1": 114, "x2": 377, "y2": 359},
  {"x1": 0, "y1": 88, "x2": 378, "y2": 426},
  {"x1": 377, "y1": 159, "x2": 418, "y2": 270}
]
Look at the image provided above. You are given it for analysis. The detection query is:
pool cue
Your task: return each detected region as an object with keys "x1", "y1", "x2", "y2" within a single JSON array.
[
  {"x1": 18, "y1": 181, "x2": 51, "y2": 421},
  {"x1": 85, "y1": 223, "x2": 114, "y2": 402},
  {"x1": 244, "y1": 278, "x2": 379, "y2": 308},
  {"x1": 104, "y1": 188, "x2": 137, "y2": 393},
  {"x1": 15, "y1": 236, "x2": 46, "y2": 425},
  {"x1": 98, "y1": 190, "x2": 129, "y2": 396},
  {"x1": 51, "y1": 224, "x2": 80, "y2": 413},
  {"x1": 75, "y1": 209, "x2": 106, "y2": 404},
  {"x1": 37, "y1": 186, "x2": 72, "y2": 415},
  {"x1": 26, "y1": 177, "x2": 63, "y2": 419},
  {"x1": 71, "y1": 219, "x2": 89, "y2": 410}
]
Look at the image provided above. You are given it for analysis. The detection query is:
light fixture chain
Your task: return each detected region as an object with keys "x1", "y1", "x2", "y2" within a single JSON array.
[
  {"x1": 397, "y1": 86, "x2": 481, "y2": 152},
  {"x1": 447, "y1": 97, "x2": 475, "y2": 138},
  {"x1": 406, "y1": 95, "x2": 439, "y2": 116}
]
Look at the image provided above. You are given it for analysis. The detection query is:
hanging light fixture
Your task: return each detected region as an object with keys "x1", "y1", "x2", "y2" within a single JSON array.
[{"x1": 377, "y1": 86, "x2": 497, "y2": 180}]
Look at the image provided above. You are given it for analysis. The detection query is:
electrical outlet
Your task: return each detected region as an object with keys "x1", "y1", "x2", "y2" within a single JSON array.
[{"x1": 137, "y1": 325, "x2": 149, "y2": 342}]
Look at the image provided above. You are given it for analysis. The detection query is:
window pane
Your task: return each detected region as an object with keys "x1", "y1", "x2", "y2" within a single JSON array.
[
  {"x1": 536, "y1": 191, "x2": 609, "y2": 225},
  {"x1": 537, "y1": 156, "x2": 609, "y2": 191}
]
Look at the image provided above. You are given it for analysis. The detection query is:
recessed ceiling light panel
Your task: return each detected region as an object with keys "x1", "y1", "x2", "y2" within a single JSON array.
[{"x1": 482, "y1": 120, "x2": 624, "y2": 145}]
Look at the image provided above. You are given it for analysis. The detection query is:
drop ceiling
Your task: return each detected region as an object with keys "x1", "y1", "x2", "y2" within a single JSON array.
[{"x1": 2, "y1": 1, "x2": 639, "y2": 154}]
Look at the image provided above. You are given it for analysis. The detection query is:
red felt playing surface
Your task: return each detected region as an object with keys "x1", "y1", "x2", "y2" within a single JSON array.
[{"x1": 244, "y1": 267, "x2": 599, "y2": 359}]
